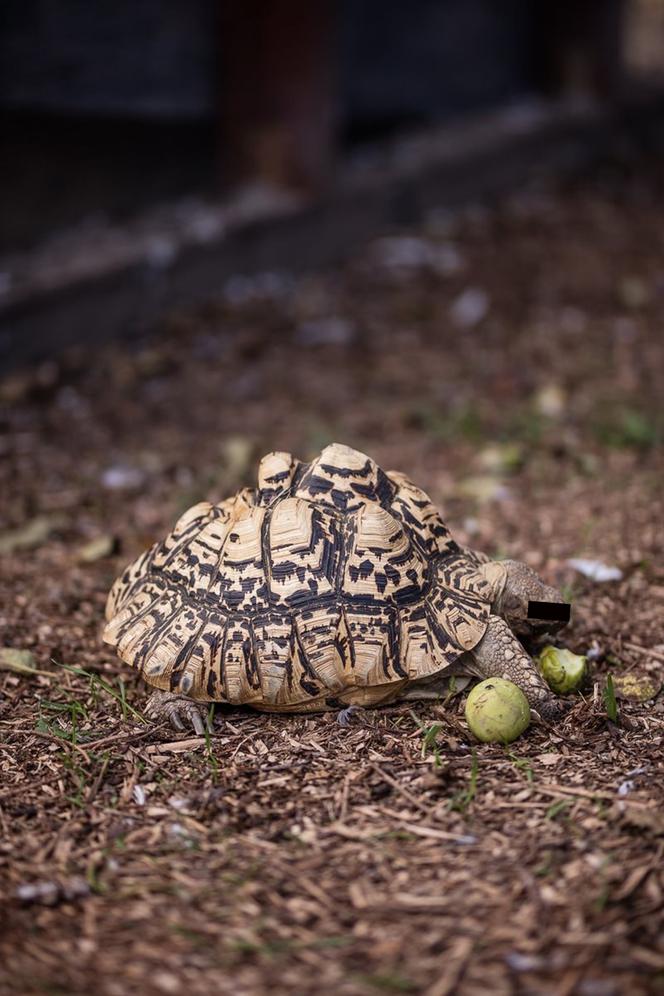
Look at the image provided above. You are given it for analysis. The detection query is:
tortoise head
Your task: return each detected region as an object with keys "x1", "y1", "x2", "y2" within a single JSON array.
[{"x1": 495, "y1": 560, "x2": 569, "y2": 640}]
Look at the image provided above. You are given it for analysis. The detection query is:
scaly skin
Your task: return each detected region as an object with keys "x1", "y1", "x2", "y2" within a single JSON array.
[
  {"x1": 145, "y1": 689, "x2": 211, "y2": 735},
  {"x1": 470, "y1": 615, "x2": 563, "y2": 721}
]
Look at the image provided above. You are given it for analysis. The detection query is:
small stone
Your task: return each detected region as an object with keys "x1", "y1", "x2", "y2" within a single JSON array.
[
  {"x1": 153, "y1": 971, "x2": 181, "y2": 994},
  {"x1": 449, "y1": 287, "x2": 489, "y2": 329},
  {"x1": 132, "y1": 785, "x2": 146, "y2": 806},
  {"x1": 16, "y1": 876, "x2": 89, "y2": 906},
  {"x1": 296, "y1": 316, "x2": 354, "y2": 346},
  {"x1": 372, "y1": 236, "x2": 432, "y2": 269},
  {"x1": 505, "y1": 952, "x2": 543, "y2": 972},
  {"x1": 145, "y1": 236, "x2": 176, "y2": 269},
  {"x1": 168, "y1": 795, "x2": 193, "y2": 812},
  {"x1": 101, "y1": 465, "x2": 145, "y2": 490},
  {"x1": 567, "y1": 558, "x2": 623, "y2": 582},
  {"x1": 16, "y1": 882, "x2": 59, "y2": 905},
  {"x1": 462, "y1": 516, "x2": 480, "y2": 537}
]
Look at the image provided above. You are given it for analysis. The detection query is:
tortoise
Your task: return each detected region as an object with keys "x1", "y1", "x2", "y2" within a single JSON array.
[{"x1": 103, "y1": 443, "x2": 569, "y2": 732}]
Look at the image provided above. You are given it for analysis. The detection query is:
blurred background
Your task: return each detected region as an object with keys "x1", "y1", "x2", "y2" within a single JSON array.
[
  {"x1": 0, "y1": 0, "x2": 663, "y2": 564},
  {"x1": 0, "y1": 11, "x2": 664, "y2": 996},
  {"x1": 0, "y1": 0, "x2": 650, "y2": 242},
  {"x1": 2, "y1": 0, "x2": 664, "y2": 362},
  {"x1": 2, "y1": 10, "x2": 664, "y2": 992}
]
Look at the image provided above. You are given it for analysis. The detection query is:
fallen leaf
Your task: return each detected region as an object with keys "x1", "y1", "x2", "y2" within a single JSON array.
[
  {"x1": 132, "y1": 785, "x2": 147, "y2": 806},
  {"x1": 457, "y1": 476, "x2": 511, "y2": 503},
  {"x1": 0, "y1": 648, "x2": 55, "y2": 679},
  {"x1": 77, "y1": 534, "x2": 117, "y2": 563},
  {"x1": 618, "y1": 276, "x2": 650, "y2": 310},
  {"x1": 612, "y1": 674, "x2": 660, "y2": 703},
  {"x1": 534, "y1": 383, "x2": 566, "y2": 418},
  {"x1": 476, "y1": 443, "x2": 523, "y2": 474},
  {"x1": 537, "y1": 753, "x2": 562, "y2": 766},
  {"x1": 0, "y1": 516, "x2": 58, "y2": 554},
  {"x1": 221, "y1": 436, "x2": 254, "y2": 482},
  {"x1": 0, "y1": 648, "x2": 37, "y2": 674},
  {"x1": 613, "y1": 800, "x2": 664, "y2": 835}
]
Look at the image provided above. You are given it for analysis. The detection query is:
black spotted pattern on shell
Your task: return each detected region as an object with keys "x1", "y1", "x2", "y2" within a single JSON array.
[{"x1": 103, "y1": 444, "x2": 503, "y2": 711}]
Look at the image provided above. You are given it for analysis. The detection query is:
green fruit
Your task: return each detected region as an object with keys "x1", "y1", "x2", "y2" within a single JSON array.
[
  {"x1": 465, "y1": 678, "x2": 531, "y2": 744},
  {"x1": 538, "y1": 645, "x2": 587, "y2": 694}
]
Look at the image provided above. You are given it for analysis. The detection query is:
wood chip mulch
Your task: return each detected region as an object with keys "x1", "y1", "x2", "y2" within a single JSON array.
[{"x1": 1, "y1": 151, "x2": 664, "y2": 995}]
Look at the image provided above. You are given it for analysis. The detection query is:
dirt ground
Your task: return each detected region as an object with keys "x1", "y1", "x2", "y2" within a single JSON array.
[{"x1": 1, "y1": 149, "x2": 664, "y2": 996}]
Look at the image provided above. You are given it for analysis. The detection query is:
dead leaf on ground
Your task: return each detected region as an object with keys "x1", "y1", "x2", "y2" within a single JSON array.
[
  {"x1": 612, "y1": 674, "x2": 661, "y2": 703},
  {"x1": 77, "y1": 534, "x2": 117, "y2": 563},
  {"x1": 0, "y1": 648, "x2": 55, "y2": 679},
  {"x1": 1, "y1": 648, "x2": 35, "y2": 674},
  {"x1": 613, "y1": 799, "x2": 664, "y2": 836},
  {"x1": 0, "y1": 516, "x2": 60, "y2": 554},
  {"x1": 221, "y1": 435, "x2": 255, "y2": 483}
]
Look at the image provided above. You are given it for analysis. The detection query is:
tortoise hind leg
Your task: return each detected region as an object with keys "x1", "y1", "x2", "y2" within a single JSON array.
[
  {"x1": 469, "y1": 615, "x2": 564, "y2": 721},
  {"x1": 145, "y1": 689, "x2": 213, "y2": 735}
]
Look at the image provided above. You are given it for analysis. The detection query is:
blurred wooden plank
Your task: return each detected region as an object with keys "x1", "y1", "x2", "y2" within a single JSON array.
[
  {"x1": 219, "y1": 0, "x2": 336, "y2": 192},
  {"x1": 533, "y1": 0, "x2": 627, "y2": 99},
  {"x1": 2, "y1": 92, "x2": 664, "y2": 371}
]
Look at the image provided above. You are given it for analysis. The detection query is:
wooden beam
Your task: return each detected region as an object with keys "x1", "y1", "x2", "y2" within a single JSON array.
[{"x1": 218, "y1": 0, "x2": 336, "y2": 193}]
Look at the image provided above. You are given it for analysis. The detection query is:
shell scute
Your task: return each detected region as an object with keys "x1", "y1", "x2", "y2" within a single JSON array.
[
  {"x1": 268, "y1": 498, "x2": 339, "y2": 606},
  {"x1": 251, "y1": 614, "x2": 294, "y2": 704},
  {"x1": 342, "y1": 503, "x2": 425, "y2": 604},
  {"x1": 104, "y1": 444, "x2": 499, "y2": 708},
  {"x1": 294, "y1": 604, "x2": 347, "y2": 692},
  {"x1": 294, "y1": 442, "x2": 395, "y2": 512},
  {"x1": 428, "y1": 554, "x2": 496, "y2": 651},
  {"x1": 221, "y1": 618, "x2": 262, "y2": 704},
  {"x1": 341, "y1": 604, "x2": 404, "y2": 685},
  {"x1": 257, "y1": 451, "x2": 300, "y2": 506},
  {"x1": 388, "y1": 471, "x2": 455, "y2": 558}
]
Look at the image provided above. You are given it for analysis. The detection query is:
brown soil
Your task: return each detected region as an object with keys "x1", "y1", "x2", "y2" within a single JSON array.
[{"x1": 1, "y1": 153, "x2": 663, "y2": 996}]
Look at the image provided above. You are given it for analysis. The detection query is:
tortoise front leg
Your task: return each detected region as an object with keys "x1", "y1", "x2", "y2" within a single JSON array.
[
  {"x1": 145, "y1": 689, "x2": 213, "y2": 735},
  {"x1": 470, "y1": 615, "x2": 563, "y2": 721}
]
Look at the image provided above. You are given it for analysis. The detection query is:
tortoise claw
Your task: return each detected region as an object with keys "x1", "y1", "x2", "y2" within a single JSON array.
[
  {"x1": 145, "y1": 690, "x2": 212, "y2": 734},
  {"x1": 337, "y1": 704, "x2": 365, "y2": 727},
  {"x1": 532, "y1": 695, "x2": 568, "y2": 724},
  {"x1": 191, "y1": 709, "x2": 206, "y2": 737},
  {"x1": 170, "y1": 709, "x2": 185, "y2": 732}
]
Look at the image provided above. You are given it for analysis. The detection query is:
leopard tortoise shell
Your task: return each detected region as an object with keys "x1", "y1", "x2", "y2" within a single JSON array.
[{"x1": 103, "y1": 443, "x2": 505, "y2": 712}]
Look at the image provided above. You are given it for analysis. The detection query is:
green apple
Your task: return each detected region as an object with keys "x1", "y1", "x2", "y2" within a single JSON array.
[
  {"x1": 538, "y1": 645, "x2": 587, "y2": 694},
  {"x1": 465, "y1": 678, "x2": 531, "y2": 744}
]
